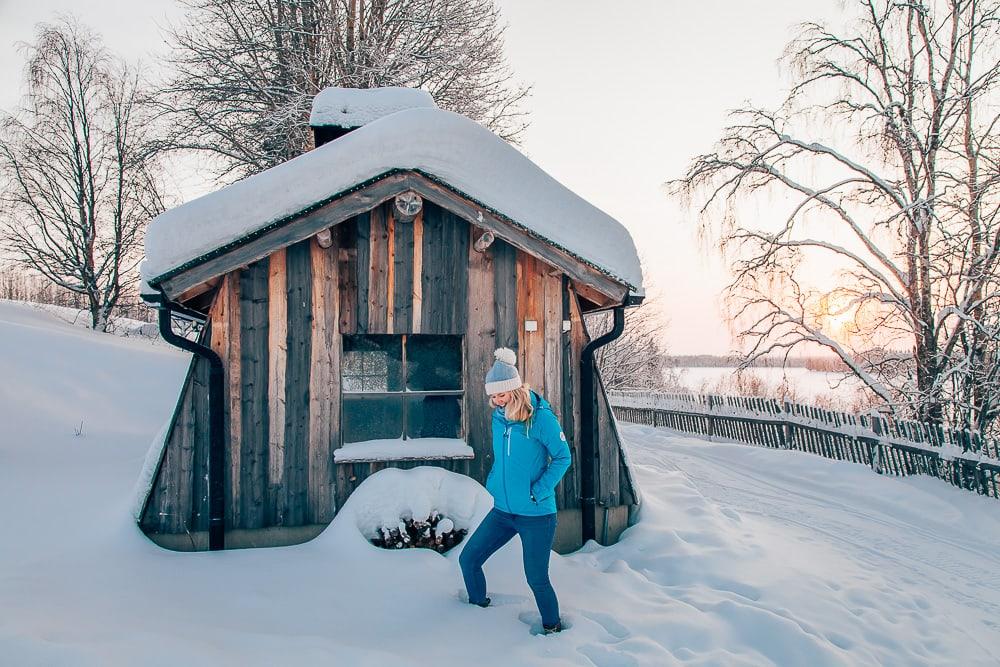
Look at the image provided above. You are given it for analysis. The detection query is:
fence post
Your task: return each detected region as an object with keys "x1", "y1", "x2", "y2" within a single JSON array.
[
  {"x1": 870, "y1": 416, "x2": 885, "y2": 474},
  {"x1": 706, "y1": 395, "x2": 716, "y2": 441},
  {"x1": 777, "y1": 400, "x2": 790, "y2": 450}
]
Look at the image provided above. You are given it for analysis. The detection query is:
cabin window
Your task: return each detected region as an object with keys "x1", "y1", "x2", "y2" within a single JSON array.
[{"x1": 341, "y1": 334, "x2": 464, "y2": 444}]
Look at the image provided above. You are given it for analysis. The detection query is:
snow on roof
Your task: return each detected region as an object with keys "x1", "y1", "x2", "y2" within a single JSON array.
[
  {"x1": 309, "y1": 86, "x2": 437, "y2": 128},
  {"x1": 143, "y1": 107, "x2": 644, "y2": 294}
]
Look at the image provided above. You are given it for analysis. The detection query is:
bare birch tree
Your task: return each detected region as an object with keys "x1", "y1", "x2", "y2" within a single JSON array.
[
  {"x1": 0, "y1": 18, "x2": 165, "y2": 331},
  {"x1": 587, "y1": 295, "x2": 671, "y2": 391},
  {"x1": 672, "y1": 0, "x2": 1000, "y2": 436},
  {"x1": 158, "y1": 0, "x2": 530, "y2": 181}
]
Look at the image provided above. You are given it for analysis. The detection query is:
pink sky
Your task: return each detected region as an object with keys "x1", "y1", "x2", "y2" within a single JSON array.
[{"x1": 0, "y1": 0, "x2": 846, "y2": 356}]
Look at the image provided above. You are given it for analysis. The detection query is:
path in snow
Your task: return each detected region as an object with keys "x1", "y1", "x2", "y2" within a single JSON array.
[{"x1": 2, "y1": 300, "x2": 999, "y2": 666}]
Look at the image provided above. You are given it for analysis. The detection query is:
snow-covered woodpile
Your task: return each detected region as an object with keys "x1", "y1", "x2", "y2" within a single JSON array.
[{"x1": 369, "y1": 511, "x2": 467, "y2": 553}]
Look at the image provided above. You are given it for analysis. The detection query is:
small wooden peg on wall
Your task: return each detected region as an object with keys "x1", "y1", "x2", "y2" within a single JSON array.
[{"x1": 315, "y1": 228, "x2": 333, "y2": 249}]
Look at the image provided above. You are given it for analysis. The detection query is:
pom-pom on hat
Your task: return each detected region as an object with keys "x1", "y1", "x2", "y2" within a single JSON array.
[{"x1": 485, "y1": 347, "x2": 522, "y2": 395}]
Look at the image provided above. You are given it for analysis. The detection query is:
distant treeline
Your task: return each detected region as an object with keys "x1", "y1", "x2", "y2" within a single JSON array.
[
  {"x1": 0, "y1": 269, "x2": 153, "y2": 322},
  {"x1": 669, "y1": 354, "x2": 856, "y2": 373}
]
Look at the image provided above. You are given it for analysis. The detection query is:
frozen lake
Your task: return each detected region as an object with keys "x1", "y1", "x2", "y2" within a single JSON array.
[{"x1": 669, "y1": 366, "x2": 870, "y2": 410}]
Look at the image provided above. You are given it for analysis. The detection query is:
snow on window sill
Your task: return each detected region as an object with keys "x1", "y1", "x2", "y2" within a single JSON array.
[{"x1": 334, "y1": 437, "x2": 474, "y2": 463}]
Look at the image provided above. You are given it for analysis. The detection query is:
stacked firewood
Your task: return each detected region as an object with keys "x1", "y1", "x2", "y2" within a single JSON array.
[{"x1": 370, "y1": 511, "x2": 467, "y2": 553}]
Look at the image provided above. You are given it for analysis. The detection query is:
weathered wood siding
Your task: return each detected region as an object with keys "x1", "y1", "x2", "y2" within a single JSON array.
[
  {"x1": 466, "y1": 227, "x2": 497, "y2": 483},
  {"x1": 308, "y1": 236, "x2": 340, "y2": 524},
  {"x1": 139, "y1": 337, "x2": 211, "y2": 537},
  {"x1": 284, "y1": 241, "x2": 313, "y2": 526},
  {"x1": 420, "y1": 204, "x2": 469, "y2": 335},
  {"x1": 558, "y1": 280, "x2": 585, "y2": 510},
  {"x1": 239, "y1": 260, "x2": 269, "y2": 528},
  {"x1": 141, "y1": 197, "x2": 636, "y2": 548}
]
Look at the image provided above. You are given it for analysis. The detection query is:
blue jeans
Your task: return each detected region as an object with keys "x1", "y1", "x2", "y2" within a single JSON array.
[{"x1": 459, "y1": 508, "x2": 560, "y2": 627}]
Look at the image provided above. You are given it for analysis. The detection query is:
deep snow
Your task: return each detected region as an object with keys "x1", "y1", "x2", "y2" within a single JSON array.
[{"x1": 1, "y1": 301, "x2": 998, "y2": 666}]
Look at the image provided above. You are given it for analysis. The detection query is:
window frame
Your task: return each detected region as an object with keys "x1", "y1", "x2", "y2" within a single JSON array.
[{"x1": 339, "y1": 333, "x2": 465, "y2": 446}]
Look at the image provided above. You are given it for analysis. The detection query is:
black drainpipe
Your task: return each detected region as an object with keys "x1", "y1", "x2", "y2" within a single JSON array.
[
  {"x1": 157, "y1": 292, "x2": 226, "y2": 551},
  {"x1": 580, "y1": 294, "x2": 627, "y2": 545}
]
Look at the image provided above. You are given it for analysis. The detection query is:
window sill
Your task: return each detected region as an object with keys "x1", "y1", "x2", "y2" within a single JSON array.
[{"x1": 333, "y1": 437, "x2": 474, "y2": 463}]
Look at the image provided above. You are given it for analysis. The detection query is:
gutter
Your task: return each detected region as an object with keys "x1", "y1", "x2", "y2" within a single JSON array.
[
  {"x1": 579, "y1": 294, "x2": 627, "y2": 545},
  {"x1": 155, "y1": 291, "x2": 226, "y2": 551}
]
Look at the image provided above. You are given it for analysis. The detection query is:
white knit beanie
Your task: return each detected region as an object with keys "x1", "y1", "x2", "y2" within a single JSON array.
[{"x1": 484, "y1": 347, "x2": 522, "y2": 394}]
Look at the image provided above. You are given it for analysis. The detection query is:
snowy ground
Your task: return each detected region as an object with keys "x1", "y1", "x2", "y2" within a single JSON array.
[{"x1": 2, "y1": 300, "x2": 999, "y2": 666}]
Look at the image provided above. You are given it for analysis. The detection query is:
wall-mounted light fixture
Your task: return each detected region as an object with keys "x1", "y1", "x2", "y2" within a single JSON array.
[
  {"x1": 394, "y1": 191, "x2": 423, "y2": 223},
  {"x1": 474, "y1": 230, "x2": 496, "y2": 253}
]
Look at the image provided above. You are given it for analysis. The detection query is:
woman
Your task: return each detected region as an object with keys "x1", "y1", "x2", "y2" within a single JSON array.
[{"x1": 459, "y1": 347, "x2": 572, "y2": 635}]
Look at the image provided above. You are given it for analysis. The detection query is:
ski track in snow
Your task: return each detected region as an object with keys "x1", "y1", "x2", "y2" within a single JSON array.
[{"x1": 2, "y1": 301, "x2": 999, "y2": 666}]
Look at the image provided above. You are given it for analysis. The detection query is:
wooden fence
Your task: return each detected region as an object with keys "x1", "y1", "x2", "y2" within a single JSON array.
[{"x1": 607, "y1": 391, "x2": 1000, "y2": 500}]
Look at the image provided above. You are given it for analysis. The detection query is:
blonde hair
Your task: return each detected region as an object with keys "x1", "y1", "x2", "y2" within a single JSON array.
[{"x1": 490, "y1": 385, "x2": 534, "y2": 424}]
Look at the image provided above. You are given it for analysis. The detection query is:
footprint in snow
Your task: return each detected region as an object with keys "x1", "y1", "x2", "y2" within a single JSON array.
[
  {"x1": 452, "y1": 589, "x2": 530, "y2": 607},
  {"x1": 576, "y1": 643, "x2": 640, "y2": 667},
  {"x1": 720, "y1": 507, "x2": 742, "y2": 522},
  {"x1": 518, "y1": 610, "x2": 574, "y2": 636},
  {"x1": 580, "y1": 610, "x2": 630, "y2": 642}
]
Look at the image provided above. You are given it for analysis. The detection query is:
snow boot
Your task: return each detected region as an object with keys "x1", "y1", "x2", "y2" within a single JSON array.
[
  {"x1": 541, "y1": 621, "x2": 562, "y2": 635},
  {"x1": 471, "y1": 596, "x2": 491, "y2": 608}
]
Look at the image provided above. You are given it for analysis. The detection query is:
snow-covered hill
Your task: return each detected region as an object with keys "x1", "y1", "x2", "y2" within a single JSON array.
[{"x1": 1, "y1": 300, "x2": 998, "y2": 666}]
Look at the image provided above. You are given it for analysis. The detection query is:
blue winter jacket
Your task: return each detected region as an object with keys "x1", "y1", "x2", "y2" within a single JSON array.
[{"x1": 485, "y1": 390, "x2": 571, "y2": 516}]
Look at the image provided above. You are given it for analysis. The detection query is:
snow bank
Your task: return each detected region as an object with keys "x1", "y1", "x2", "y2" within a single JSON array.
[
  {"x1": 309, "y1": 86, "x2": 437, "y2": 127},
  {"x1": 318, "y1": 466, "x2": 491, "y2": 545},
  {"x1": 333, "y1": 437, "x2": 473, "y2": 463},
  {"x1": 143, "y1": 107, "x2": 643, "y2": 295},
  {"x1": 6, "y1": 301, "x2": 1000, "y2": 665}
]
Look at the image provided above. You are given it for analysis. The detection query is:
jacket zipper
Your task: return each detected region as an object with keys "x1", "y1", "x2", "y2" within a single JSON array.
[{"x1": 503, "y1": 423, "x2": 511, "y2": 511}]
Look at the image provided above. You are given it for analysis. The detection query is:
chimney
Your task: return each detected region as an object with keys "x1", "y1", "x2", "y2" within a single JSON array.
[{"x1": 309, "y1": 87, "x2": 437, "y2": 148}]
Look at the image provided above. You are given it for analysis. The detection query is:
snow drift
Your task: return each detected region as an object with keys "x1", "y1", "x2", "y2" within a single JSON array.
[{"x1": 3, "y1": 300, "x2": 999, "y2": 666}]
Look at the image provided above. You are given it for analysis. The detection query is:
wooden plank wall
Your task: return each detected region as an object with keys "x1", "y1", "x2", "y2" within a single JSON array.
[
  {"x1": 239, "y1": 260, "x2": 269, "y2": 528},
  {"x1": 267, "y1": 249, "x2": 287, "y2": 524},
  {"x1": 284, "y1": 241, "x2": 313, "y2": 526},
  {"x1": 420, "y1": 204, "x2": 469, "y2": 334},
  {"x1": 517, "y1": 253, "x2": 545, "y2": 390},
  {"x1": 141, "y1": 198, "x2": 637, "y2": 544},
  {"x1": 309, "y1": 236, "x2": 340, "y2": 525},
  {"x1": 558, "y1": 281, "x2": 585, "y2": 510},
  {"x1": 335, "y1": 199, "x2": 477, "y2": 509},
  {"x1": 337, "y1": 201, "x2": 469, "y2": 336},
  {"x1": 140, "y1": 340, "x2": 211, "y2": 537},
  {"x1": 466, "y1": 226, "x2": 497, "y2": 483},
  {"x1": 142, "y1": 237, "x2": 340, "y2": 537},
  {"x1": 493, "y1": 238, "x2": 519, "y2": 349}
]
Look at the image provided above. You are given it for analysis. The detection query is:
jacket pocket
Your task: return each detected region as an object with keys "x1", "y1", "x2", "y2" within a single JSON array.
[{"x1": 485, "y1": 467, "x2": 499, "y2": 499}]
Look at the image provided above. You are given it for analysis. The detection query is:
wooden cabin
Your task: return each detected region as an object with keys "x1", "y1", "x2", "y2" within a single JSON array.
[{"x1": 138, "y1": 87, "x2": 644, "y2": 553}]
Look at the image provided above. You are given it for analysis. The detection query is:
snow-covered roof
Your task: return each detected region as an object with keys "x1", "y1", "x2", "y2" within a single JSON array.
[
  {"x1": 309, "y1": 86, "x2": 437, "y2": 128},
  {"x1": 143, "y1": 107, "x2": 644, "y2": 295}
]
